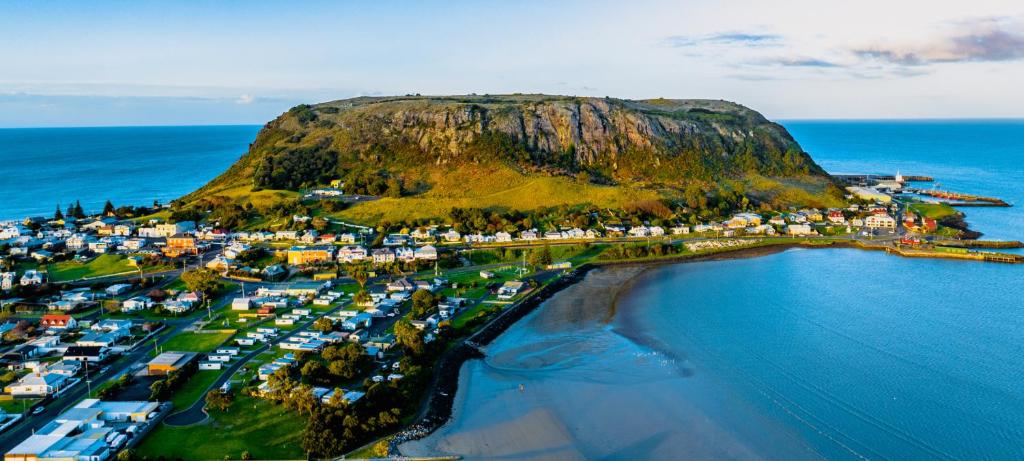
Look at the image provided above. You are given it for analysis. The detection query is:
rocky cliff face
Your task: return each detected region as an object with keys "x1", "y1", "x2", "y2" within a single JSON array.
[{"x1": 196, "y1": 94, "x2": 826, "y2": 194}]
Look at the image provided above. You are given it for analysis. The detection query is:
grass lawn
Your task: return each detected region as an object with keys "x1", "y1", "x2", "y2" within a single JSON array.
[
  {"x1": 158, "y1": 331, "x2": 234, "y2": 353},
  {"x1": 136, "y1": 394, "x2": 306, "y2": 460},
  {"x1": 170, "y1": 370, "x2": 223, "y2": 410},
  {"x1": 0, "y1": 398, "x2": 38, "y2": 415},
  {"x1": 46, "y1": 254, "x2": 135, "y2": 282},
  {"x1": 910, "y1": 203, "x2": 958, "y2": 220}
]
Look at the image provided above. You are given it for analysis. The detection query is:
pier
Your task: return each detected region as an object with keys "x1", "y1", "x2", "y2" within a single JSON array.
[{"x1": 912, "y1": 189, "x2": 1010, "y2": 206}]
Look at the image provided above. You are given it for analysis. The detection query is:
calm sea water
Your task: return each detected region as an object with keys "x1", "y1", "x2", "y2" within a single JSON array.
[
  {"x1": 785, "y1": 120, "x2": 1024, "y2": 242},
  {"x1": 0, "y1": 125, "x2": 260, "y2": 220},
  {"x1": 406, "y1": 120, "x2": 1024, "y2": 460}
]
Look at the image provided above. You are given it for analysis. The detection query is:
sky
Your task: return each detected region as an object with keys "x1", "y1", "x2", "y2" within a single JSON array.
[{"x1": 2, "y1": 0, "x2": 1024, "y2": 127}]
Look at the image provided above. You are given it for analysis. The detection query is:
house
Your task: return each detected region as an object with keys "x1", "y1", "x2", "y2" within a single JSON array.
[
  {"x1": 287, "y1": 246, "x2": 334, "y2": 265},
  {"x1": 91, "y1": 319, "x2": 132, "y2": 332},
  {"x1": 827, "y1": 210, "x2": 846, "y2": 224},
  {"x1": 395, "y1": 247, "x2": 415, "y2": 261},
  {"x1": 155, "y1": 222, "x2": 194, "y2": 237},
  {"x1": 441, "y1": 230, "x2": 461, "y2": 243},
  {"x1": 76, "y1": 331, "x2": 124, "y2": 348},
  {"x1": 215, "y1": 347, "x2": 240, "y2": 356},
  {"x1": 46, "y1": 360, "x2": 82, "y2": 377},
  {"x1": 162, "y1": 233, "x2": 199, "y2": 257},
  {"x1": 104, "y1": 283, "x2": 132, "y2": 296},
  {"x1": 414, "y1": 245, "x2": 438, "y2": 260},
  {"x1": 865, "y1": 214, "x2": 897, "y2": 230},
  {"x1": 786, "y1": 224, "x2": 814, "y2": 236},
  {"x1": 383, "y1": 234, "x2": 410, "y2": 246},
  {"x1": 337, "y1": 245, "x2": 368, "y2": 262},
  {"x1": 480, "y1": 270, "x2": 496, "y2": 279},
  {"x1": 64, "y1": 345, "x2": 108, "y2": 363},
  {"x1": 341, "y1": 313, "x2": 372, "y2": 331},
  {"x1": 231, "y1": 297, "x2": 254, "y2": 311},
  {"x1": 520, "y1": 230, "x2": 538, "y2": 241},
  {"x1": 263, "y1": 264, "x2": 287, "y2": 280},
  {"x1": 387, "y1": 278, "x2": 413, "y2": 292},
  {"x1": 628, "y1": 226, "x2": 650, "y2": 237},
  {"x1": 40, "y1": 314, "x2": 77, "y2": 330},
  {"x1": 497, "y1": 281, "x2": 525, "y2": 299},
  {"x1": 495, "y1": 232, "x2": 513, "y2": 242},
  {"x1": 5, "y1": 372, "x2": 69, "y2": 396},
  {"x1": 122, "y1": 296, "x2": 153, "y2": 312},
  {"x1": 670, "y1": 226, "x2": 690, "y2": 235},
  {"x1": 20, "y1": 270, "x2": 45, "y2": 286},
  {"x1": 147, "y1": 351, "x2": 197, "y2": 375},
  {"x1": 372, "y1": 248, "x2": 396, "y2": 264},
  {"x1": 0, "y1": 272, "x2": 14, "y2": 291}
]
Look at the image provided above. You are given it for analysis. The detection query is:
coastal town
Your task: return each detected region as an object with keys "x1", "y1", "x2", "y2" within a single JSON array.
[{"x1": 0, "y1": 173, "x2": 1019, "y2": 460}]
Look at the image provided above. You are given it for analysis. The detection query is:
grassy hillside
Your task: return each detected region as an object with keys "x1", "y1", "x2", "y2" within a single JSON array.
[{"x1": 181, "y1": 94, "x2": 842, "y2": 225}]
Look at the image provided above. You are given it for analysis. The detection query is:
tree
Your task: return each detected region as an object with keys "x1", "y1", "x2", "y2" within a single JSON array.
[
  {"x1": 301, "y1": 360, "x2": 326, "y2": 383},
  {"x1": 240, "y1": 451, "x2": 252, "y2": 461},
  {"x1": 326, "y1": 343, "x2": 367, "y2": 379},
  {"x1": 205, "y1": 390, "x2": 233, "y2": 412},
  {"x1": 302, "y1": 408, "x2": 344, "y2": 457},
  {"x1": 529, "y1": 244, "x2": 553, "y2": 267},
  {"x1": 351, "y1": 269, "x2": 369, "y2": 288},
  {"x1": 394, "y1": 320, "x2": 426, "y2": 356},
  {"x1": 311, "y1": 216, "x2": 328, "y2": 231},
  {"x1": 180, "y1": 269, "x2": 222, "y2": 299},
  {"x1": 410, "y1": 289, "x2": 436, "y2": 318},
  {"x1": 116, "y1": 449, "x2": 138, "y2": 461},
  {"x1": 54, "y1": 204, "x2": 63, "y2": 221},
  {"x1": 313, "y1": 317, "x2": 334, "y2": 333},
  {"x1": 103, "y1": 200, "x2": 115, "y2": 216},
  {"x1": 292, "y1": 384, "x2": 319, "y2": 416},
  {"x1": 72, "y1": 200, "x2": 85, "y2": 219}
]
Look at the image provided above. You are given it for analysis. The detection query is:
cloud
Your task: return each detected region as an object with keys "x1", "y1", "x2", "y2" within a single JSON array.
[
  {"x1": 853, "y1": 19, "x2": 1024, "y2": 65},
  {"x1": 756, "y1": 57, "x2": 843, "y2": 68},
  {"x1": 236, "y1": 94, "x2": 256, "y2": 104},
  {"x1": 664, "y1": 32, "x2": 781, "y2": 48}
]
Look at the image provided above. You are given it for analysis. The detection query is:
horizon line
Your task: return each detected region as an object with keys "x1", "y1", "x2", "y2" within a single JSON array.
[{"x1": 3, "y1": 117, "x2": 1024, "y2": 130}]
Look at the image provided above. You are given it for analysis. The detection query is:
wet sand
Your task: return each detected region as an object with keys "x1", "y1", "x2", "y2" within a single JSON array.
[{"x1": 399, "y1": 265, "x2": 821, "y2": 460}]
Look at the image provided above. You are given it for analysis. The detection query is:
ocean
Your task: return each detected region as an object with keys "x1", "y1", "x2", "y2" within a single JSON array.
[
  {"x1": 0, "y1": 125, "x2": 260, "y2": 221},
  {"x1": 401, "y1": 120, "x2": 1024, "y2": 460}
]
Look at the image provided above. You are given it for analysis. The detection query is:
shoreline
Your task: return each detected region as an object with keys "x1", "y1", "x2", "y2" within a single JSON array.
[{"x1": 390, "y1": 240, "x2": 885, "y2": 456}]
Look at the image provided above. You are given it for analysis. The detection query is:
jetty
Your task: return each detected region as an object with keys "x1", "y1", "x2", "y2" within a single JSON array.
[
  {"x1": 912, "y1": 189, "x2": 1010, "y2": 207},
  {"x1": 834, "y1": 174, "x2": 933, "y2": 184}
]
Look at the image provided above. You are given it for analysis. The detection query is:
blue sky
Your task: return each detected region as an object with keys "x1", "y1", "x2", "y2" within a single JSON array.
[{"x1": 2, "y1": 0, "x2": 1024, "y2": 126}]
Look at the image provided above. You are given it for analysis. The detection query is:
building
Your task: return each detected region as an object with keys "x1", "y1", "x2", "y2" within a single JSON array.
[
  {"x1": 372, "y1": 248, "x2": 396, "y2": 264},
  {"x1": 287, "y1": 246, "x2": 334, "y2": 265},
  {"x1": 414, "y1": 245, "x2": 438, "y2": 260},
  {"x1": 147, "y1": 351, "x2": 197, "y2": 376},
  {"x1": 497, "y1": 281, "x2": 525, "y2": 299},
  {"x1": 865, "y1": 214, "x2": 897, "y2": 230},
  {"x1": 122, "y1": 296, "x2": 153, "y2": 312},
  {"x1": 846, "y1": 186, "x2": 892, "y2": 204},
  {"x1": 4, "y1": 372, "x2": 69, "y2": 396},
  {"x1": 104, "y1": 284, "x2": 132, "y2": 296},
  {"x1": 40, "y1": 314, "x2": 77, "y2": 330},
  {"x1": 786, "y1": 224, "x2": 815, "y2": 236},
  {"x1": 162, "y1": 233, "x2": 199, "y2": 257},
  {"x1": 4, "y1": 399, "x2": 161, "y2": 461},
  {"x1": 64, "y1": 346, "x2": 108, "y2": 363}
]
